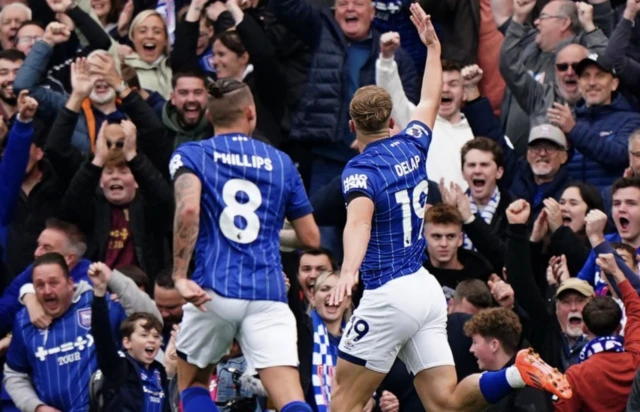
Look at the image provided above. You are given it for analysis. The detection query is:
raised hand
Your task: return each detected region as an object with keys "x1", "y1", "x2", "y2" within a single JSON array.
[
  {"x1": 453, "y1": 183, "x2": 473, "y2": 221},
  {"x1": 584, "y1": 209, "x2": 608, "y2": 246},
  {"x1": 174, "y1": 278, "x2": 211, "y2": 311},
  {"x1": 46, "y1": 0, "x2": 73, "y2": 13},
  {"x1": 17, "y1": 91, "x2": 38, "y2": 122},
  {"x1": 92, "y1": 121, "x2": 109, "y2": 167},
  {"x1": 577, "y1": 2, "x2": 595, "y2": 32},
  {"x1": 461, "y1": 64, "x2": 483, "y2": 100},
  {"x1": 624, "y1": 0, "x2": 640, "y2": 20},
  {"x1": 380, "y1": 32, "x2": 401, "y2": 59},
  {"x1": 410, "y1": 4, "x2": 439, "y2": 52},
  {"x1": 88, "y1": 262, "x2": 112, "y2": 297},
  {"x1": 71, "y1": 58, "x2": 96, "y2": 98},
  {"x1": 206, "y1": 1, "x2": 228, "y2": 21},
  {"x1": 24, "y1": 294, "x2": 52, "y2": 329},
  {"x1": 488, "y1": 278, "x2": 515, "y2": 309},
  {"x1": 530, "y1": 209, "x2": 549, "y2": 242},
  {"x1": 547, "y1": 102, "x2": 575, "y2": 134},
  {"x1": 121, "y1": 119, "x2": 137, "y2": 161},
  {"x1": 506, "y1": 199, "x2": 531, "y2": 224},
  {"x1": 117, "y1": 0, "x2": 134, "y2": 38},
  {"x1": 596, "y1": 253, "x2": 624, "y2": 282},
  {"x1": 43, "y1": 22, "x2": 72, "y2": 46},
  {"x1": 543, "y1": 198, "x2": 563, "y2": 233},
  {"x1": 513, "y1": 0, "x2": 536, "y2": 24},
  {"x1": 88, "y1": 53, "x2": 121, "y2": 89}
]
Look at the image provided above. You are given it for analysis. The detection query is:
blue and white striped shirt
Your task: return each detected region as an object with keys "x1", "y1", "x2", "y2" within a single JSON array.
[
  {"x1": 6, "y1": 288, "x2": 126, "y2": 411},
  {"x1": 342, "y1": 121, "x2": 432, "y2": 289},
  {"x1": 170, "y1": 133, "x2": 313, "y2": 302}
]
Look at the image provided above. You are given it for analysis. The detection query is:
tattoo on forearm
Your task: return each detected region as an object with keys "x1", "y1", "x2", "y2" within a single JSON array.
[{"x1": 173, "y1": 174, "x2": 201, "y2": 279}]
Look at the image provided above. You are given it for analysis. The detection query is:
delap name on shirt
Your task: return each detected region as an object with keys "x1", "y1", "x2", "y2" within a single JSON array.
[
  {"x1": 213, "y1": 151, "x2": 274, "y2": 171},
  {"x1": 394, "y1": 155, "x2": 421, "y2": 177}
]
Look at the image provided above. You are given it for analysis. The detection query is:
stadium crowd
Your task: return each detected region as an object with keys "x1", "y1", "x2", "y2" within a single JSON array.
[{"x1": 0, "y1": 0, "x2": 639, "y2": 409}]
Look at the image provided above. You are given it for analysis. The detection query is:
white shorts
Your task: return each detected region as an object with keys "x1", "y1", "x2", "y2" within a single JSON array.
[
  {"x1": 176, "y1": 289, "x2": 299, "y2": 371},
  {"x1": 338, "y1": 267, "x2": 454, "y2": 374}
]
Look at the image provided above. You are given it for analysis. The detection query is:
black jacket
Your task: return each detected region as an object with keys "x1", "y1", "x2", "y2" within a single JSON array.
[
  {"x1": 423, "y1": 247, "x2": 495, "y2": 290},
  {"x1": 91, "y1": 295, "x2": 171, "y2": 412},
  {"x1": 59, "y1": 155, "x2": 173, "y2": 281},
  {"x1": 4, "y1": 160, "x2": 65, "y2": 279},
  {"x1": 462, "y1": 189, "x2": 515, "y2": 273}
]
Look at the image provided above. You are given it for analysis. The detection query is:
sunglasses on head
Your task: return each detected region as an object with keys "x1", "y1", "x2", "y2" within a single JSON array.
[{"x1": 555, "y1": 62, "x2": 579, "y2": 72}]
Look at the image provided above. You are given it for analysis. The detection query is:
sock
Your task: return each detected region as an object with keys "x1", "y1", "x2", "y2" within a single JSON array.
[
  {"x1": 478, "y1": 369, "x2": 514, "y2": 404},
  {"x1": 280, "y1": 400, "x2": 313, "y2": 412},
  {"x1": 181, "y1": 387, "x2": 219, "y2": 412},
  {"x1": 505, "y1": 365, "x2": 526, "y2": 388}
]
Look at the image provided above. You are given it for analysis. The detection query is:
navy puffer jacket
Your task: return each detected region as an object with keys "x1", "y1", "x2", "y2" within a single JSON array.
[
  {"x1": 567, "y1": 93, "x2": 640, "y2": 190},
  {"x1": 271, "y1": 0, "x2": 418, "y2": 144}
]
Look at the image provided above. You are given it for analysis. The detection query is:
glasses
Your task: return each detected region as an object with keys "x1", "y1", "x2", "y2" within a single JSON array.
[
  {"x1": 15, "y1": 36, "x2": 42, "y2": 45},
  {"x1": 556, "y1": 62, "x2": 580, "y2": 72},
  {"x1": 538, "y1": 13, "x2": 567, "y2": 20}
]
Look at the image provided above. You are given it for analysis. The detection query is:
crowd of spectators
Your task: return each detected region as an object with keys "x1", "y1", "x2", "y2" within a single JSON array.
[{"x1": 0, "y1": 0, "x2": 640, "y2": 410}]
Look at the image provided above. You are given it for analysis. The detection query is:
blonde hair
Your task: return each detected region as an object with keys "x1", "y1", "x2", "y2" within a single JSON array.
[
  {"x1": 349, "y1": 85, "x2": 392, "y2": 135},
  {"x1": 312, "y1": 271, "x2": 353, "y2": 323},
  {"x1": 128, "y1": 10, "x2": 170, "y2": 56}
]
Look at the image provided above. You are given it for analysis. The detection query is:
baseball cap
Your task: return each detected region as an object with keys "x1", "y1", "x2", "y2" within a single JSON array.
[
  {"x1": 556, "y1": 278, "x2": 595, "y2": 298},
  {"x1": 575, "y1": 52, "x2": 616, "y2": 77},
  {"x1": 528, "y1": 124, "x2": 568, "y2": 150}
]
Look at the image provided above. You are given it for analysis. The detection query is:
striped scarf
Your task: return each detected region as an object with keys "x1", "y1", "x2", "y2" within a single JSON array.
[
  {"x1": 463, "y1": 187, "x2": 501, "y2": 251},
  {"x1": 579, "y1": 335, "x2": 624, "y2": 362},
  {"x1": 311, "y1": 309, "x2": 340, "y2": 412}
]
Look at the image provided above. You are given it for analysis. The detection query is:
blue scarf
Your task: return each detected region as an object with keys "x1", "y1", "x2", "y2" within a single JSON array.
[
  {"x1": 578, "y1": 335, "x2": 624, "y2": 363},
  {"x1": 463, "y1": 187, "x2": 500, "y2": 251},
  {"x1": 311, "y1": 309, "x2": 341, "y2": 412}
]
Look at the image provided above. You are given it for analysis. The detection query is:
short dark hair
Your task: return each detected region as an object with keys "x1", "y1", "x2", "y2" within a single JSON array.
[
  {"x1": 441, "y1": 59, "x2": 463, "y2": 73},
  {"x1": 583, "y1": 296, "x2": 622, "y2": 336},
  {"x1": 213, "y1": 30, "x2": 246, "y2": 56},
  {"x1": 207, "y1": 79, "x2": 255, "y2": 128},
  {"x1": 563, "y1": 182, "x2": 605, "y2": 215},
  {"x1": 461, "y1": 137, "x2": 504, "y2": 169},
  {"x1": 33, "y1": 252, "x2": 70, "y2": 278},
  {"x1": 0, "y1": 49, "x2": 25, "y2": 63},
  {"x1": 117, "y1": 265, "x2": 150, "y2": 290},
  {"x1": 612, "y1": 176, "x2": 640, "y2": 196},
  {"x1": 611, "y1": 242, "x2": 638, "y2": 268},
  {"x1": 464, "y1": 307, "x2": 523, "y2": 355},
  {"x1": 425, "y1": 203, "x2": 464, "y2": 227},
  {"x1": 299, "y1": 248, "x2": 338, "y2": 272},
  {"x1": 171, "y1": 69, "x2": 208, "y2": 89},
  {"x1": 44, "y1": 218, "x2": 87, "y2": 257},
  {"x1": 154, "y1": 267, "x2": 175, "y2": 289},
  {"x1": 453, "y1": 279, "x2": 493, "y2": 309},
  {"x1": 120, "y1": 312, "x2": 163, "y2": 339}
]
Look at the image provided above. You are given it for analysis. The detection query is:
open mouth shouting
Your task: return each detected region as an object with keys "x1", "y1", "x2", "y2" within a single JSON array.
[
  {"x1": 440, "y1": 95, "x2": 453, "y2": 110},
  {"x1": 619, "y1": 217, "x2": 630, "y2": 232}
]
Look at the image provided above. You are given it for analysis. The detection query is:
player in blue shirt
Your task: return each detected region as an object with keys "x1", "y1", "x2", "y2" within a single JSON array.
[
  {"x1": 328, "y1": 4, "x2": 572, "y2": 412},
  {"x1": 3, "y1": 252, "x2": 161, "y2": 412},
  {"x1": 169, "y1": 79, "x2": 320, "y2": 412}
]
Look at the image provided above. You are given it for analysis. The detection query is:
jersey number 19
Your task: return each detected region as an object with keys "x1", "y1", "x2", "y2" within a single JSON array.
[{"x1": 394, "y1": 180, "x2": 429, "y2": 247}]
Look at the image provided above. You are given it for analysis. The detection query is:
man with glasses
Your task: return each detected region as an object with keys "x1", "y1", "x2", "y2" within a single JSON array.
[
  {"x1": 547, "y1": 53, "x2": 640, "y2": 190},
  {"x1": 498, "y1": 0, "x2": 609, "y2": 155}
]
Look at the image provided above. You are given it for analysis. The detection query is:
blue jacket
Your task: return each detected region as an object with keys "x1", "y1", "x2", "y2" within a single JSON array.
[
  {"x1": 0, "y1": 121, "x2": 33, "y2": 249},
  {"x1": 270, "y1": 0, "x2": 418, "y2": 145},
  {"x1": 567, "y1": 93, "x2": 640, "y2": 190},
  {"x1": 0, "y1": 258, "x2": 91, "y2": 338},
  {"x1": 510, "y1": 162, "x2": 572, "y2": 221}
]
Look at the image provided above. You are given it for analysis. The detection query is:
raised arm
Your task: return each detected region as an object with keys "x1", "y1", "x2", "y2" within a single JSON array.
[{"x1": 408, "y1": 4, "x2": 441, "y2": 130}]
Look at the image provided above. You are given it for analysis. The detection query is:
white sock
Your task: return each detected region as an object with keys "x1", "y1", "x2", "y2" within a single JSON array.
[{"x1": 505, "y1": 365, "x2": 526, "y2": 389}]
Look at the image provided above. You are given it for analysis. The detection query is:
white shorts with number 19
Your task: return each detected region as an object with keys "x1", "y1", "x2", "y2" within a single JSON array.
[
  {"x1": 176, "y1": 289, "x2": 299, "y2": 371},
  {"x1": 338, "y1": 267, "x2": 454, "y2": 374}
]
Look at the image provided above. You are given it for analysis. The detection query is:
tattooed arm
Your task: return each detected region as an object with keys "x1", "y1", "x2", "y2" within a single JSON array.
[{"x1": 173, "y1": 172, "x2": 201, "y2": 280}]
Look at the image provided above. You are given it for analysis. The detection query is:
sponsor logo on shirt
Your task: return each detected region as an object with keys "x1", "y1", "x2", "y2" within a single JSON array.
[
  {"x1": 406, "y1": 124, "x2": 429, "y2": 138},
  {"x1": 344, "y1": 174, "x2": 368, "y2": 191},
  {"x1": 169, "y1": 154, "x2": 184, "y2": 179},
  {"x1": 35, "y1": 334, "x2": 94, "y2": 366}
]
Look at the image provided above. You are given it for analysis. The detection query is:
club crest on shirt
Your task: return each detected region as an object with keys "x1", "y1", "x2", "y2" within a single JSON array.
[
  {"x1": 406, "y1": 124, "x2": 429, "y2": 138},
  {"x1": 77, "y1": 308, "x2": 92, "y2": 330}
]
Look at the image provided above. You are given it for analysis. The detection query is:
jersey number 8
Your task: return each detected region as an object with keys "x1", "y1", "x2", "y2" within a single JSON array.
[
  {"x1": 220, "y1": 179, "x2": 262, "y2": 244},
  {"x1": 394, "y1": 180, "x2": 429, "y2": 247}
]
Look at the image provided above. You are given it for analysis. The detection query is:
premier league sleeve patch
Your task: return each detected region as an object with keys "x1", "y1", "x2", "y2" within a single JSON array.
[{"x1": 77, "y1": 308, "x2": 92, "y2": 330}]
